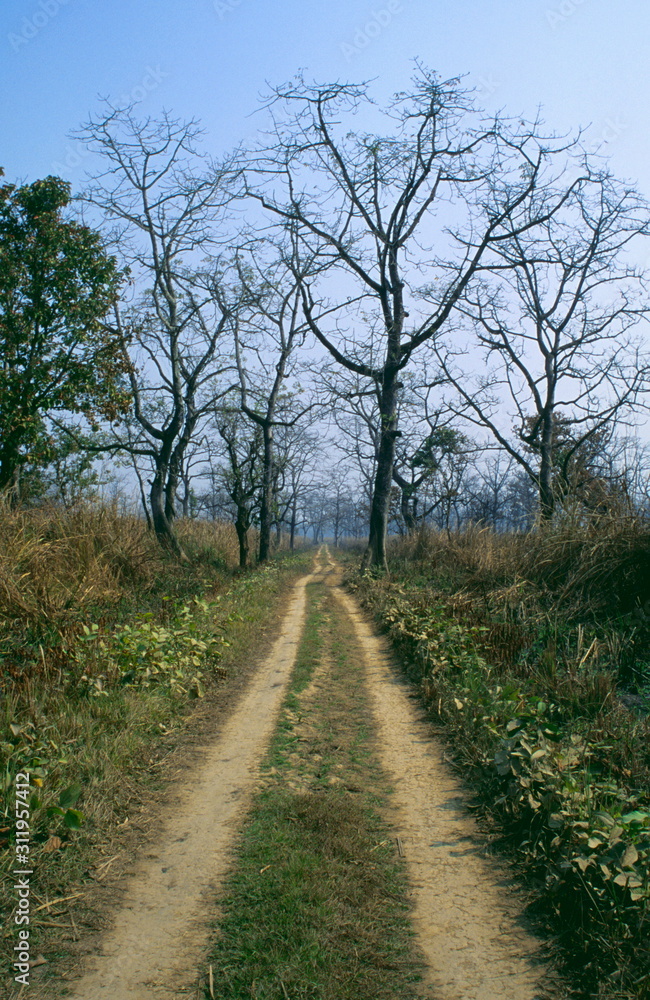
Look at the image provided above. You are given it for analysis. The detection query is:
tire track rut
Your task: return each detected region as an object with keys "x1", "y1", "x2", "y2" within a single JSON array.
[{"x1": 334, "y1": 581, "x2": 547, "y2": 1000}]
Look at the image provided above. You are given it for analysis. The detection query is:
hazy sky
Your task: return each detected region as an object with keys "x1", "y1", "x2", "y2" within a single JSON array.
[{"x1": 2, "y1": 0, "x2": 649, "y2": 196}]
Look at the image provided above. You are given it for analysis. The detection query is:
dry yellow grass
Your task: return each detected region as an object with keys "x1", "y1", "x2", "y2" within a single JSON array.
[
  {"x1": 0, "y1": 501, "x2": 243, "y2": 685},
  {"x1": 176, "y1": 515, "x2": 244, "y2": 568},
  {"x1": 389, "y1": 511, "x2": 650, "y2": 618},
  {"x1": 0, "y1": 502, "x2": 155, "y2": 625}
]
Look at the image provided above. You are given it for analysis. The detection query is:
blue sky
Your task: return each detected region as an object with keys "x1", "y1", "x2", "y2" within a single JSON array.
[{"x1": 2, "y1": 0, "x2": 650, "y2": 195}]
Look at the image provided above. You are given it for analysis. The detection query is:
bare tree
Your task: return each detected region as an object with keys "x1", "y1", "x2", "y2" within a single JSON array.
[
  {"x1": 176, "y1": 435, "x2": 211, "y2": 518},
  {"x1": 391, "y1": 377, "x2": 471, "y2": 532},
  {"x1": 606, "y1": 435, "x2": 650, "y2": 514},
  {"x1": 77, "y1": 105, "x2": 239, "y2": 557},
  {"x1": 435, "y1": 169, "x2": 650, "y2": 517},
  {"x1": 272, "y1": 424, "x2": 320, "y2": 551},
  {"x1": 326, "y1": 365, "x2": 470, "y2": 535},
  {"x1": 231, "y1": 237, "x2": 320, "y2": 561},
  {"x1": 394, "y1": 425, "x2": 471, "y2": 532},
  {"x1": 246, "y1": 68, "x2": 584, "y2": 568},
  {"x1": 302, "y1": 489, "x2": 330, "y2": 544},
  {"x1": 319, "y1": 467, "x2": 357, "y2": 546},
  {"x1": 463, "y1": 452, "x2": 520, "y2": 529},
  {"x1": 326, "y1": 371, "x2": 378, "y2": 525},
  {"x1": 212, "y1": 410, "x2": 263, "y2": 568}
]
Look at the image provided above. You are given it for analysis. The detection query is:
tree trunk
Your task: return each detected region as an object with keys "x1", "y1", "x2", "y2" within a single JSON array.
[
  {"x1": 133, "y1": 463, "x2": 153, "y2": 530},
  {"x1": 181, "y1": 477, "x2": 191, "y2": 518},
  {"x1": 333, "y1": 497, "x2": 343, "y2": 547},
  {"x1": 235, "y1": 515, "x2": 249, "y2": 569},
  {"x1": 362, "y1": 368, "x2": 400, "y2": 571},
  {"x1": 539, "y1": 412, "x2": 555, "y2": 520},
  {"x1": 393, "y1": 471, "x2": 417, "y2": 535},
  {"x1": 165, "y1": 456, "x2": 180, "y2": 524},
  {"x1": 290, "y1": 499, "x2": 297, "y2": 551},
  {"x1": 150, "y1": 470, "x2": 187, "y2": 561},
  {"x1": 0, "y1": 437, "x2": 24, "y2": 508},
  {"x1": 7, "y1": 466, "x2": 21, "y2": 509},
  {"x1": 258, "y1": 423, "x2": 274, "y2": 562}
]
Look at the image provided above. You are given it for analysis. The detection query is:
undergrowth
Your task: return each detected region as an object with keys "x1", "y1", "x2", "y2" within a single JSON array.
[{"x1": 353, "y1": 516, "x2": 650, "y2": 1000}]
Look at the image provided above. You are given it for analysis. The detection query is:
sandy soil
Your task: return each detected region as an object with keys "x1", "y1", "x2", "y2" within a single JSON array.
[{"x1": 53, "y1": 549, "x2": 552, "y2": 999}]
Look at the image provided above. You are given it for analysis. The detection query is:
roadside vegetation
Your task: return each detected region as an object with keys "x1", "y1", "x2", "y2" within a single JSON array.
[
  {"x1": 205, "y1": 576, "x2": 428, "y2": 1000},
  {"x1": 0, "y1": 501, "x2": 311, "y2": 986},
  {"x1": 351, "y1": 512, "x2": 650, "y2": 1000}
]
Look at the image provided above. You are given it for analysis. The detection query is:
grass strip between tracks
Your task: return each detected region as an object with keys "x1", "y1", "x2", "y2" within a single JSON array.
[{"x1": 205, "y1": 576, "x2": 427, "y2": 1000}]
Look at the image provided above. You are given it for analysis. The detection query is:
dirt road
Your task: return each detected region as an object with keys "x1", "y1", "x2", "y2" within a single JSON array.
[
  {"x1": 62, "y1": 549, "x2": 548, "y2": 1000},
  {"x1": 64, "y1": 568, "x2": 316, "y2": 1000}
]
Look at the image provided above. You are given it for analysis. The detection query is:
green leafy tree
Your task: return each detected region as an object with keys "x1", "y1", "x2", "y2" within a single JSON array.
[{"x1": 0, "y1": 171, "x2": 128, "y2": 501}]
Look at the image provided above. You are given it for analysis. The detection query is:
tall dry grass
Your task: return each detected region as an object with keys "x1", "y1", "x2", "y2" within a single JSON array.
[
  {"x1": 389, "y1": 511, "x2": 650, "y2": 620},
  {"x1": 0, "y1": 501, "x2": 242, "y2": 683},
  {"x1": 0, "y1": 503, "x2": 154, "y2": 625},
  {"x1": 177, "y1": 516, "x2": 244, "y2": 569}
]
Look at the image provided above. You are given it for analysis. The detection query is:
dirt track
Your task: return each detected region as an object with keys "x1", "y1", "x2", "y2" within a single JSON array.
[
  {"x1": 64, "y1": 569, "x2": 315, "y2": 1000},
  {"x1": 335, "y1": 583, "x2": 545, "y2": 999},
  {"x1": 62, "y1": 549, "x2": 548, "y2": 999}
]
